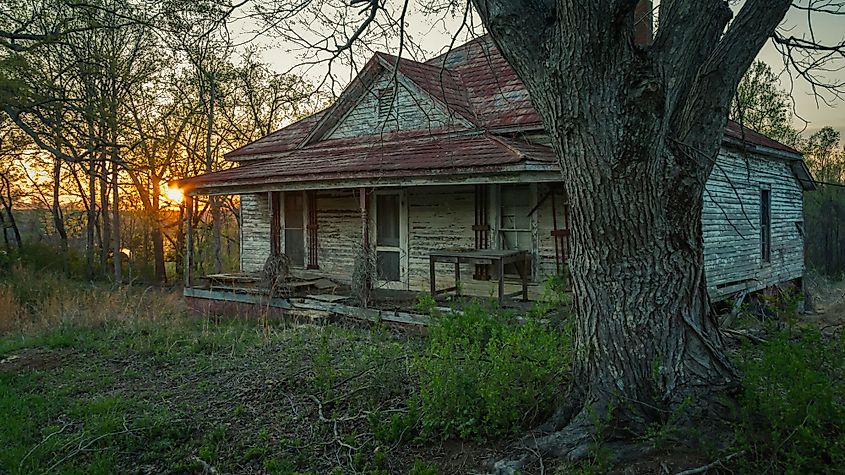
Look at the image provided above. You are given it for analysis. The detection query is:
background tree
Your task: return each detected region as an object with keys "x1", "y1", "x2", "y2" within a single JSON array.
[
  {"x1": 804, "y1": 127, "x2": 845, "y2": 276},
  {"x1": 731, "y1": 60, "x2": 803, "y2": 148}
]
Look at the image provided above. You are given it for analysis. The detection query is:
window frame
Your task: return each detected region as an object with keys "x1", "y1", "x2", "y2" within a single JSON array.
[
  {"x1": 494, "y1": 183, "x2": 538, "y2": 280},
  {"x1": 760, "y1": 187, "x2": 772, "y2": 264},
  {"x1": 280, "y1": 191, "x2": 309, "y2": 268}
]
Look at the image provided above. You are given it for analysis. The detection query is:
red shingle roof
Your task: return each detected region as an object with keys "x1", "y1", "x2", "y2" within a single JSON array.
[
  {"x1": 177, "y1": 133, "x2": 557, "y2": 190},
  {"x1": 426, "y1": 36, "x2": 541, "y2": 129},
  {"x1": 202, "y1": 35, "x2": 803, "y2": 190},
  {"x1": 724, "y1": 120, "x2": 800, "y2": 155},
  {"x1": 226, "y1": 111, "x2": 325, "y2": 159},
  {"x1": 377, "y1": 52, "x2": 476, "y2": 126}
]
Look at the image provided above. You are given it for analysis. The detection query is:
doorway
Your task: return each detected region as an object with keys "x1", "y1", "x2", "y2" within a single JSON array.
[{"x1": 373, "y1": 190, "x2": 408, "y2": 289}]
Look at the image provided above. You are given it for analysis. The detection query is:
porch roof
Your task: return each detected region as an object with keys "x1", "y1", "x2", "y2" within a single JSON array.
[{"x1": 173, "y1": 132, "x2": 560, "y2": 195}]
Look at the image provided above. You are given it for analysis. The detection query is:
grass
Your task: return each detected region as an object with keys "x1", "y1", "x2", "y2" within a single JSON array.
[
  {"x1": 0, "y1": 262, "x2": 575, "y2": 473},
  {"x1": 0, "y1": 263, "x2": 430, "y2": 473},
  {"x1": 5, "y1": 256, "x2": 841, "y2": 474},
  {"x1": 1, "y1": 316, "x2": 427, "y2": 474}
]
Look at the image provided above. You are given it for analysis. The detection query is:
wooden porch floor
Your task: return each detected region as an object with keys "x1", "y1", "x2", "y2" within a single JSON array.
[{"x1": 185, "y1": 269, "x2": 542, "y2": 325}]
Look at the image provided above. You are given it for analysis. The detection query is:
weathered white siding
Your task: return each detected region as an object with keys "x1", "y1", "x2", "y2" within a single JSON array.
[
  {"x1": 240, "y1": 193, "x2": 271, "y2": 272},
  {"x1": 407, "y1": 186, "x2": 476, "y2": 289},
  {"x1": 703, "y1": 150, "x2": 805, "y2": 296},
  {"x1": 327, "y1": 74, "x2": 457, "y2": 140},
  {"x1": 314, "y1": 189, "x2": 361, "y2": 278},
  {"x1": 236, "y1": 151, "x2": 805, "y2": 300}
]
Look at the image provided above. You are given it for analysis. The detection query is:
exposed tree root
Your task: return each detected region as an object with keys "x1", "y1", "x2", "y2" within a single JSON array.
[{"x1": 492, "y1": 405, "x2": 656, "y2": 474}]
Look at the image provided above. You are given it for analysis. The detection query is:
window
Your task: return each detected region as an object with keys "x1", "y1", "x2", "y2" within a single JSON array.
[
  {"x1": 375, "y1": 193, "x2": 402, "y2": 282},
  {"x1": 377, "y1": 87, "x2": 394, "y2": 119},
  {"x1": 760, "y1": 189, "x2": 771, "y2": 263},
  {"x1": 284, "y1": 192, "x2": 305, "y2": 267},
  {"x1": 499, "y1": 184, "x2": 534, "y2": 276}
]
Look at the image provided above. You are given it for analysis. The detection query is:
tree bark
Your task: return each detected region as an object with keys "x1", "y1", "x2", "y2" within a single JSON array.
[
  {"x1": 87, "y1": 150, "x2": 96, "y2": 278},
  {"x1": 0, "y1": 173, "x2": 22, "y2": 248},
  {"x1": 205, "y1": 73, "x2": 223, "y2": 274},
  {"x1": 111, "y1": 155, "x2": 122, "y2": 282},
  {"x1": 0, "y1": 211, "x2": 8, "y2": 250},
  {"x1": 51, "y1": 158, "x2": 69, "y2": 275},
  {"x1": 472, "y1": 0, "x2": 793, "y2": 462},
  {"x1": 100, "y1": 156, "x2": 111, "y2": 272}
]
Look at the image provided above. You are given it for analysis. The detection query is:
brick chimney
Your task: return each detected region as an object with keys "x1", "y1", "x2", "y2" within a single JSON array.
[{"x1": 634, "y1": 0, "x2": 654, "y2": 46}]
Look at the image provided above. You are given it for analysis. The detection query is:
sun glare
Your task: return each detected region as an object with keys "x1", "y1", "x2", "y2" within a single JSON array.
[{"x1": 165, "y1": 185, "x2": 184, "y2": 203}]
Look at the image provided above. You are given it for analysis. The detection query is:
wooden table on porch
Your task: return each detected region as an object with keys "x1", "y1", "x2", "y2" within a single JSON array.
[{"x1": 429, "y1": 249, "x2": 531, "y2": 304}]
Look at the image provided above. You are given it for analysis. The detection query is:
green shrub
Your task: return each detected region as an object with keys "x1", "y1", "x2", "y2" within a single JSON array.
[
  {"x1": 735, "y1": 326, "x2": 845, "y2": 473},
  {"x1": 416, "y1": 300, "x2": 571, "y2": 439},
  {"x1": 528, "y1": 273, "x2": 572, "y2": 320}
]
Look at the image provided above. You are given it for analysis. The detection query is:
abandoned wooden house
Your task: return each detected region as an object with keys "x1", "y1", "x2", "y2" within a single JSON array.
[{"x1": 173, "y1": 36, "x2": 815, "y2": 319}]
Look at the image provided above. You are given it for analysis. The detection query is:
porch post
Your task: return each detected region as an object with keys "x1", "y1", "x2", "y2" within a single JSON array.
[
  {"x1": 270, "y1": 191, "x2": 281, "y2": 256},
  {"x1": 359, "y1": 188, "x2": 369, "y2": 248},
  {"x1": 359, "y1": 188, "x2": 370, "y2": 299},
  {"x1": 185, "y1": 194, "x2": 193, "y2": 288}
]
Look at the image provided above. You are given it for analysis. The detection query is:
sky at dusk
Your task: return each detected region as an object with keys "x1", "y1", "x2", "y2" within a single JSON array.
[{"x1": 246, "y1": 3, "x2": 844, "y2": 139}]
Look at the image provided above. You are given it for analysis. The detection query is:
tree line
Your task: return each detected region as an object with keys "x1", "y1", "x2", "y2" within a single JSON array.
[{"x1": 0, "y1": 0, "x2": 326, "y2": 282}]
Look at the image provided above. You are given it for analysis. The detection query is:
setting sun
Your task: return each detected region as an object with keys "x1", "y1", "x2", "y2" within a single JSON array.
[{"x1": 164, "y1": 184, "x2": 184, "y2": 203}]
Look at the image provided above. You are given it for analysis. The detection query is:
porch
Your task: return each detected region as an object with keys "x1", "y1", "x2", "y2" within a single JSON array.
[
  {"x1": 179, "y1": 181, "x2": 572, "y2": 323},
  {"x1": 182, "y1": 266, "x2": 544, "y2": 327}
]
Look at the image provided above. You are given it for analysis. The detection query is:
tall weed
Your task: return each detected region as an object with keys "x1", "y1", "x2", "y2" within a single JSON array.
[
  {"x1": 0, "y1": 263, "x2": 186, "y2": 336},
  {"x1": 735, "y1": 325, "x2": 845, "y2": 473},
  {"x1": 416, "y1": 300, "x2": 571, "y2": 439}
]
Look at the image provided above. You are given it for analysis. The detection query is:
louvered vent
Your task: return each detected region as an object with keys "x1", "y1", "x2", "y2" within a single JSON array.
[{"x1": 377, "y1": 87, "x2": 394, "y2": 118}]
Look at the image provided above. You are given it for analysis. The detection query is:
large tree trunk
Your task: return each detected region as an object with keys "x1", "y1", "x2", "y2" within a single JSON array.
[
  {"x1": 472, "y1": 0, "x2": 793, "y2": 464},
  {"x1": 518, "y1": 79, "x2": 737, "y2": 461}
]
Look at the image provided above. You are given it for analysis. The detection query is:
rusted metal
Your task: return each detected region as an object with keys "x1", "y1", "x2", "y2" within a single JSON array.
[
  {"x1": 180, "y1": 37, "x2": 800, "y2": 197},
  {"x1": 175, "y1": 133, "x2": 557, "y2": 191},
  {"x1": 724, "y1": 120, "x2": 801, "y2": 154},
  {"x1": 473, "y1": 184, "x2": 490, "y2": 280}
]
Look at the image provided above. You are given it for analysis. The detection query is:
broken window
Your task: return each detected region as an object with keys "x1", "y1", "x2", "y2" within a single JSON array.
[
  {"x1": 284, "y1": 192, "x2": 305, "y2": 267},
  {"x1": 760, "y1": 188, "x2": 771, "y2": 263}
]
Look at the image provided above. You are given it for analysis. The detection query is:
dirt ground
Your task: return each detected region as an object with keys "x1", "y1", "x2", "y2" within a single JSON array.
[{"x1": 804, "y1": 272, "x2": 845, "y2": 331}]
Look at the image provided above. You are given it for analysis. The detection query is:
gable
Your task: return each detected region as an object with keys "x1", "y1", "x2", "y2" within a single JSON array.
[{"x1": 325, "y1": 71, "x2": 463, "y2": 140}]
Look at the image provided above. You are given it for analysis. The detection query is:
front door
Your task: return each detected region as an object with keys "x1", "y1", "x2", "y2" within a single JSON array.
[
  {"x1": 284, "y1": 192, "x2": 305, "y2": 267},
  {"x1": 498, "y1": 184, "x2": 535, "y2": 279},
  {"x1": 373, "y1": 190, "x2": 408, "y2": 289}
]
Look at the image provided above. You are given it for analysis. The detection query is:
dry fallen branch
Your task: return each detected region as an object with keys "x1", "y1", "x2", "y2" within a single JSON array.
[
  {"x1": 722, "y1": 328, "x2": 768, "y2": 344},
  {"x1": 674, "y1": 450, "x2": 745, "y2": 475}
]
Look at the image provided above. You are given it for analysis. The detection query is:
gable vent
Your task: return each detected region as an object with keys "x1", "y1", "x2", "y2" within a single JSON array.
[{"x1": 377, "y1": 87, "x2": 394, "y2": 118}]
